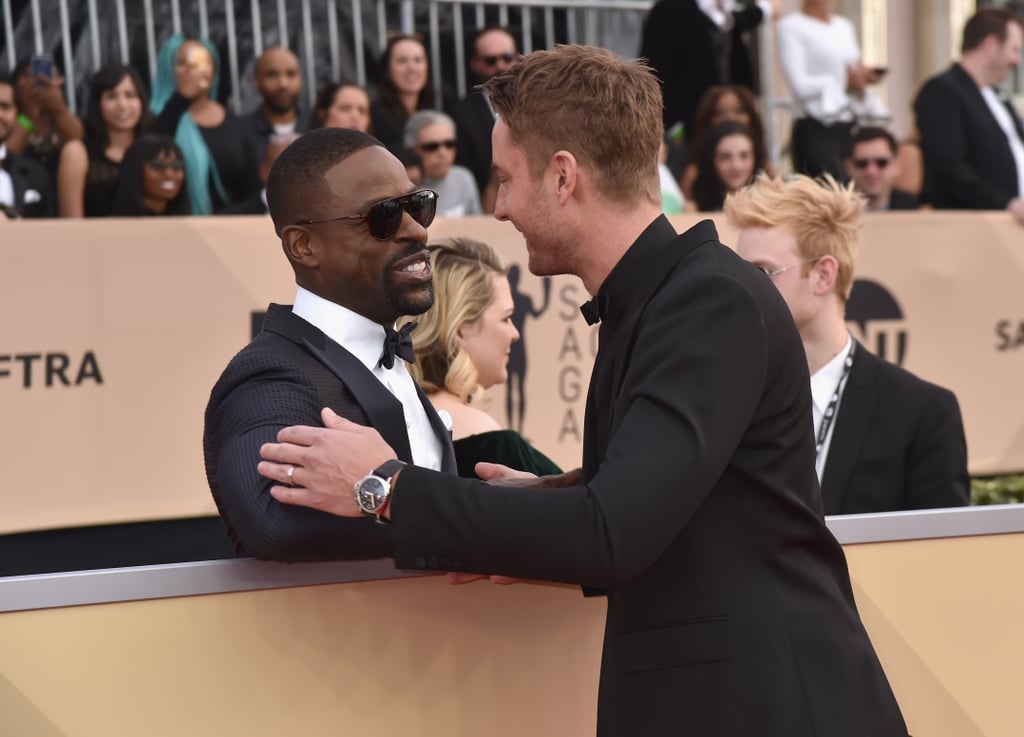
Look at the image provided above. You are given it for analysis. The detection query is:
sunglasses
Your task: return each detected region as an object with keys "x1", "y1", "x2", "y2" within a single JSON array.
[
  {"x1": 144, "y1": 159, "x2": 185, "y2": 172},
  {"x1": 418, "y1": 139, "x2": 456, "y2": 153},
  {"x1": 479, "y1": 52, "x2": 517, "y2": 66},
  {"x1": 852, "y1": 157, "x2": 891, "y2": 170},
  {"x1": 295, "y1": 189, "x2": 438, "y2": 240}
]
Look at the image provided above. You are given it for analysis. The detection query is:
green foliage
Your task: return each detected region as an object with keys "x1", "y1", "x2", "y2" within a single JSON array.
[{"x1": 971, "y1": 474, "x2": 1024, "y2": 505}]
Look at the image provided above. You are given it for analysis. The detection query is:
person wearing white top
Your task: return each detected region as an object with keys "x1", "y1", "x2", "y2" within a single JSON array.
[
  {"x1": 204, "y1": 127, "x2": 457, "y2": 562},
  {"x1": 776, "y1": 0, "x2": 889, "y2": 180},
  {"x1": 914, "y1": 7, "x2": 1024, "y2": 225},
  {"x1": 727, "y1": 174, "x2": 969, "y2": 514}
]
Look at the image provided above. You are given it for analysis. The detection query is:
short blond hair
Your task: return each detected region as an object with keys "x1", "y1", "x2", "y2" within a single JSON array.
[
  {"x1": 405, "y1": 237, "x2": 506, "y2": 402},
  {"x1": 484, "y1": 44, "x2": 662, "y2": 207},
  {"x1": 724, "y1": 174, "x2": 863, "y2": 301}
]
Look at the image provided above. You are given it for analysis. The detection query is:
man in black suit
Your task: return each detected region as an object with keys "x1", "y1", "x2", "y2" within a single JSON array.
[
  {"x1": 221, "y1": 132, "x2": 298, "y2": 216},
  {"x1": 728, "y1": 174, "x2": 970, "y2": 515},
  {"x1": 640, "y1": 0, "x2": 775, "y2": 136},
  {"x1": 450, "y1": 26, "x2": 518, "y2": 200},
  {"x1": 203, "y1": 128, "x2": 456, "y2": 561},
  {"x1": 259, "y1": 46, "x2": 906, "y2": 737},
  {"x1": 0, "y1": 75, "x2": 54, "y2": 218},
  {"x1": 914, "y1": 7, "x2": 1024, "y2": 224},
  {"x1": 844, "y1": 126, "x2": 918, "y2": 211}
]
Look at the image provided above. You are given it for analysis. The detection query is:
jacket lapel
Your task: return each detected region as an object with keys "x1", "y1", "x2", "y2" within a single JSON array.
[
  {"x1": 305, "y1": 338, "x2": 415, "y2": 464},
  {"x1": 260, "y1": 304, "x2": 455, "y2": 470},
  {"x1": 820, "y1": 342, "x2": 880, "y2": 515},
  {"x1": 415, "y1": 382, "x2": 457, "y2": 473},
  {"x1": 7, "y1": 156, "x2": 29, "y2": 213},
  {"x1": 259, "y1": 304, "x2": 415, "y2": 463}
]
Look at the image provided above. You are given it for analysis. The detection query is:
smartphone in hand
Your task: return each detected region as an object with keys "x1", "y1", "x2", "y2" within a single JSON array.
[
  {"x1": 872, "y1": 66, "x2": 888, "y2": 76},
  {"x1": 30, "y1": 54, "x2": 55, "y2": 87}
]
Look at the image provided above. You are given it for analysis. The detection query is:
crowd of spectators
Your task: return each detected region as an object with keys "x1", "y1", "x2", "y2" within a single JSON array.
[
  {"x1": 0, "y1": 26, "x2": 516, "y2": 221},
  {"x1": 638, "y1": 1, "x2": 1022, "y2": 225},
  {"x1": 2, "y1": 4, "x2": 1021, "y2": 226}
]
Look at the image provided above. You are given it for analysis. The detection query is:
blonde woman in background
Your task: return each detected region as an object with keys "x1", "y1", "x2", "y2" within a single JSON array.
[{"x1": 406, "y1": 237, "x2": 561, "y2": 478}]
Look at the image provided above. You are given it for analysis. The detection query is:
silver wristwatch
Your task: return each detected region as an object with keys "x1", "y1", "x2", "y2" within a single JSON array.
[{"x1": 353, "y1": 459, "x2": 405, "y2": 522}]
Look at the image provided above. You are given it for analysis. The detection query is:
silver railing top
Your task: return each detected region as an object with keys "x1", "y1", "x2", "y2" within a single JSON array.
[{"x1": 3, "y1": 504, "x2": 1023, "y2": 614}]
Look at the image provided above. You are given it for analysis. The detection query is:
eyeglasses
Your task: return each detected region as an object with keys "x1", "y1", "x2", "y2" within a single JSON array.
[
  {"x1": 144, "y1": 159, "x2": 185, "y2": 172},
  {"x1": 852, "y1": 157, "x2": 891, "y2": 170},
  {"x1": 479, "y1": 52, "x2": 517, "y2": 67},
  {"x1": 418, "y1": 139, "x2": 456, "y2": 153},
  {"x1": 294, "y1": 189, "x2": 438, "y2": 240},
  {"x1": 757, "y1": 257, "x2": 821, "y2": 279}
]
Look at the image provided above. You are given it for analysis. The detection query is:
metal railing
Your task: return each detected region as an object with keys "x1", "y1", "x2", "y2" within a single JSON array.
[
  {"x1": 1, "y1": 0, "x2": 652, "y2": 114},
  {"x1": 1, "y1": 0, "x2": 796, "y2": 165}
]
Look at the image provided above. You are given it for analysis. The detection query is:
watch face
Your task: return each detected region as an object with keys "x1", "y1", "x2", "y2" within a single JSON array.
[{"x1": 356, "y1": 475, "x2": 387, "y2": 513}]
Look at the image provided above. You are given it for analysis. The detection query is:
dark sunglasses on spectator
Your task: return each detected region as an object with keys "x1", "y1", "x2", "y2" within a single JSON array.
[
  {"x1": 852, "y1": 157, "x2": 891, "y2": 170},
  {"x1": 294, "y1": 189, "x2": 438, "y2": 240},
  {"x1": 418, "y1": 139, "x2": 457, "y2": 152},
  {"x1": 480, "y1": 52, "x2": 517, "y2": 66},
  {"x1": 144, "y1": 159, "x2": 185, "y2": 172}
]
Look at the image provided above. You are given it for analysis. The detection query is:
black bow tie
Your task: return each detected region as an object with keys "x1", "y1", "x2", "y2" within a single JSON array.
[
  {"x1": 379, "y1": 321, "x2": 417, "y2": 369},
  {"x1": 580, "y1": 294, "x2": 608, "y2": 326}
]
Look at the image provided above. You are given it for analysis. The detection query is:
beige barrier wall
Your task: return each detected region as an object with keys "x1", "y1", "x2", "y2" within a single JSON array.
[
  {"x1": 1, "y1": 527, "x2": 1022, "y2": 737},
  {"x1": 1, "y1": 212, "x2": 1021, "y2": 533}
]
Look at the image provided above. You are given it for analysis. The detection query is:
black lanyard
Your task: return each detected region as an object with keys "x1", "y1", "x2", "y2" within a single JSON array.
[{"x1": 815, "y1": 340, "x2": 856, "y2": 460}]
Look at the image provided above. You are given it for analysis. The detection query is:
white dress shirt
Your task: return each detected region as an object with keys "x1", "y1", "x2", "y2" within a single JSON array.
[
  {"x1": 980, "y1": 87, "x2": 1024, "y2": 198},
  {"x1": 291, "y1": 286, "x2": 444, "y2": 471},
  {"x1": 0, "y1": 145, "x2": 14, "y2": 208},
  {"x1": 810, "y1": 333, "x2": 853, "y2": 481}
]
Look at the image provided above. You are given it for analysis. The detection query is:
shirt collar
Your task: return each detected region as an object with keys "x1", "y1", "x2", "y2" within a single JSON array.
[
  {"x1": 291, "y1": 286, "x2": 394, "y2": 372},
  {"x1": 0, "y1": 144, "x2": 7, "y2": 161},
  {"x1": 581, "y1": 215, "x2": 680, "y2": 324},
  {"x1": 810, "y1": 333, "x2": 853, "y2": 413}
]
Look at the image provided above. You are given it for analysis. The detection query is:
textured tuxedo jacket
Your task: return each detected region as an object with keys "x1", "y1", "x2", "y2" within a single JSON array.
[
  {"x1": 3, "y1": 150, "x2": 54, "y2": 218},
  {"x1": 388, "y1": 218, "x2": 907, "y2": 737},
  {"x1": 203, "y1": 303, "x2": 455, "y2": 561},
  {"x1": 821, "y1": 342, "x2": 969, "y2": 514},
  {"x1": 915, "y1": 63, "x2": 1024, "y2": 209}
]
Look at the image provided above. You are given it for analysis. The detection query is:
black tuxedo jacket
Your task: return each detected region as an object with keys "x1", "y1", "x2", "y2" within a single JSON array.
[
  {"x1": 914, "y1": 63, "x2": 1024, "y2": 209},
  {"x1": 640, "y1": 0, "x2": 764, "y2": 132},
  {"x1": 3, "y1": 150, "x2": 54, "y2": 218},
  {"x1": 822, "y1": 342, "x2": 969, "y2": 514},
  {"x1": 451, "y1": 90, "x2": 495, "y2": 196},
  {"x1": 388, "y1": 219, "x2": 906, "y2": 737},
  {"x1": 203, "y1": 304, "x2": 455, "y2": 561}
]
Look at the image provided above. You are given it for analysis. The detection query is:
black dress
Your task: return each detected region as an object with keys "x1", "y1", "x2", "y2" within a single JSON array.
[
  {"x1": 156, "y1": 92, "x2": 260, "y2": 211},
  {"x1": 83, "y1": 143, "x2": 121, "y2": 217}
]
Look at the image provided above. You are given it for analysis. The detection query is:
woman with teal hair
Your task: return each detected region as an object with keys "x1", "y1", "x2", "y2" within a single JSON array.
[{"x1": 151, "y1": 34, "x2": 259, "y2": 214}]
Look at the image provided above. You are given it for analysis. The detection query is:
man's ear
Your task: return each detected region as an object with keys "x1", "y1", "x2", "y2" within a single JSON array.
[
  {"x1": 813, "y1": 254, "x2": 840, "y2": 296},
  {"x1": 281, "y1": 225, "x2": 317, "y2": 267},
  {"x1": 551, "y1": 150, "x2": 578, "y2": 204}
]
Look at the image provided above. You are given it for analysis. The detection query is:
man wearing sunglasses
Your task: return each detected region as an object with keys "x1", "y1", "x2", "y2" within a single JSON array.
[
  {"x1": 843, "y1": 126, "x2": 918, "y2": 212},
  {"x1": 260, "y1": 46, "x2": 906, "y2": 737},
  {"x1": 450, "y1": 25, "x2": 519, "y2": 203},
  {"x1": 727, "y1": 174, "x2": 968, "y2": 515},
  {"x1": 204, "y1": 127, "x2": 457, "y2": 562}
]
